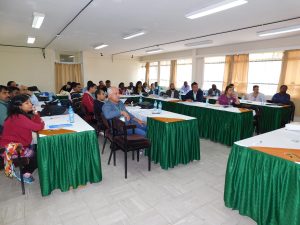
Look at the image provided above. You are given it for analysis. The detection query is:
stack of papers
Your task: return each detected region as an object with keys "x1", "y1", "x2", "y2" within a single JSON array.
[{"x1": 285, "y1": 122, "x2": 300, "y2": 131}]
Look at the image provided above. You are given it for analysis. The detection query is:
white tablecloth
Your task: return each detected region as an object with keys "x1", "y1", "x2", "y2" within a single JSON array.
[
  {"x1": 39, "y1": 114, "x2": 94, "y2": 137},
  {"x1": 126, "y1": 106, "x2": 196, "y2": 123},
  {"x1": 240, "y1": 99, "x2": 285, "y2": 108},
  {"x1": 235, "y1": 128, "x2": 300, "y2": 150}
]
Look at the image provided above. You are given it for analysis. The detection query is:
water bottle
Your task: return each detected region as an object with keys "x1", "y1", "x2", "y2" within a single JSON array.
[
  {"x1": 57, "y1": 100, "x2": 62, "y2": 106},
  {"x1": 139, "y1": 96, "x2": 142, "y2": 103},
  {"x1": 260, "y1": 96, "x2": 264, "y2": 105},
  {"x1": 157, "y1": 86, "x2": 161, "y2": 96},
  {"x1": 48, "y1": 92, "x2": 53, "y2": 101},
  {"x1": 68, "y1": 106, "x2": 75, "y2": 123},
  {"x1": 206, "y1": 97, "x2": 209, "y2": 105},
  {"x1": 158, "y1": 102, "x2": 162, "y2": 113},
  {"x1": 154, "y1": 100, "x2": 157, "y2": 109}
]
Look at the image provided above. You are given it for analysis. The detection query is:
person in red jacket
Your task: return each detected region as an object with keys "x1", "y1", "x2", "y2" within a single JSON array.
[
  {"x1": 81, "y1": 83, "x2": 97, "y2": 123},
  {"x1": 0, "y1": 94, "x2": 44, "y2": 182}
]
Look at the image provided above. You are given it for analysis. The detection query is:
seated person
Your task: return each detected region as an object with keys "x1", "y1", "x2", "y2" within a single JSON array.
[
  {"x1": 246, "y1": 85, "x2": 265, "y2": 102},
  {"x1": 217, "y1": 85, "x2": 240, "y2": 106},
  {"x1": 143, "y1": 82, "x2": 149, "y2": 93},
  {"x1": 105, "y1": 80, "x2": 111, "y2": 89},
  {"x1": 59, "y1": 85, "x2": 71, "y2": 100},
  {"x1": 148, "y1": 83, "x2": 156, "y2": 95},
  {"x1": 180, "y1": 81, "x2": 191, "y2": 95},
  {"x1": 118, "y1": 82, "x2": 127, "y2": 95},
  {"x1": 0, "y1": 85, "x2": 10, "y2": 132},
  {"x1": 8, "y1": 86, "x2": 20, "y2": 99},
  {"x1": 98, "y1": 80, "x2": 107, "y2": 93},
  {"x1": 0, "y1": 94, "x2": 44, "y2": 182},
  {"x1": 184, "y1": 82, "x2": 203, "y2": 102},
  {"x1": 82, "y1": 80, "x2": 94, "y2": 93},
  {"x1": 19, "y1": 85, "x2": 39, "y2": 106},
  {"x1": 166, "y1": 83, "x2": 179, "y2": 98},
  {"x1": 228, "y1": 83, "x2": 238, "y2": 98},
  {"x1": 94, "y1": 89, "x2": 106, "y2": 116},
  {"x1": 271, "y1": 85, "x2": 290, "y2": 104},
  {"x1": 102, "y1": 87, "x2": 146, "y2": 136},
  {"x1": 70, "y1": 82, "x2": 82, "y2": 94},
  {"x1": 208, "y1": 84, "x2": 221, "y2": 97},
  {"x1": 82, "y1": 83, "x2": 97, "y2": 122},
  {"x1": 133, "y1": 81, "x2": 146, "y2": 95},
  {"x1": 127, "y1": 82, "x2": 134, "y2": 93}
]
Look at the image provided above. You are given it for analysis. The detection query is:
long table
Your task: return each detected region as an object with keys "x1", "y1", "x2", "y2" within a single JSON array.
[
  {"x1": 127, "y1": 107, "x2": 200, "y2": 169},
  {"x1": 239, "y1": 100, "x2": 291, "y2": 133},
  {"x1": 224, "y1": 128, "x2": 300, "y2": 225},
  {"x1": 143, "y1": 97, "x2": 254, "y2": 146},
  {"x1": 37, "y1": 114, "x2": 102, "y2": 196}
]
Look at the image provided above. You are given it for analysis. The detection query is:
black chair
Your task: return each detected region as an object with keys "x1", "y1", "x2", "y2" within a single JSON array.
[
  {"x1": 238, "y1": 104, "x2": 261, "y2": 134},
  {"x1": 71, "y1": 92, "x2": 81, "y2": 99},
  {"x1": 100, "y1": 114, "x2": 113, "y2": 154},
  {"x1": 0, "y1": 145, "x2": 30, "y2": 195},
  {"x1": 109, "y1": 117, "x2": 151, "y2": 178}
]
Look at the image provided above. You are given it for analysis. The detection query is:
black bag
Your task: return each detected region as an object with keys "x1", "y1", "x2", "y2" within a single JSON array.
[
  {"x1": 138, "y1": 101, "x2": 154, "y2": 109},
  {"x1": 40, "y1": 105, "x2": 67, "y2": 117}
]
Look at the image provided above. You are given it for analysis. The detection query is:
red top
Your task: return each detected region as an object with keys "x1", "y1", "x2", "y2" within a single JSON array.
[
  {"x1": 82, "y1": 92, "x2": 94, "y2": 113},
  {"x1": 0, "y1": 114, "x2": 44, "y2": 148}
]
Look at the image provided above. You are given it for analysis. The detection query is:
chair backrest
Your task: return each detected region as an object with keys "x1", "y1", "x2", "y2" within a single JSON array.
[{"x1": 112, "y1": 117, "x2": 126, "y2": 136}]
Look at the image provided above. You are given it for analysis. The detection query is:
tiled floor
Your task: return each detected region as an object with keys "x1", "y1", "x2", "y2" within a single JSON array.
[{"x1": 0, "y1": 137, "x2": 257, "y2": 225}]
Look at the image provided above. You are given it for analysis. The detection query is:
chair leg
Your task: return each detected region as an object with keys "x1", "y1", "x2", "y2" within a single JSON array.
[
  {"x1": 113, "y1": 150, "x2": 116, "y2": 166},
  {"x1": 108, "y1": 150, "x2": 113, "y2": 165},
  {"x1": 132, "y1": 151, "x2": 134, "y2": 160},
  {"x1": 148, "y1": 148, "x2": 151, "y2": 171},
  {"x1": 137, "y1": 150, "x2": 139, "y2": 162},
  {"x1": 102, "y1": 137, "x2": 107, "y2": 154},
  {"x1": 125, "y1": 151, "x2": 127, "y2": 179},
  {"x1": 20, "y1": 166, "x2": 25, "y2": 195}
]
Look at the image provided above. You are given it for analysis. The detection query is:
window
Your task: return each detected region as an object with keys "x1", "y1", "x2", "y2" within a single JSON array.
[
  {"x1": 137, "y1": 64, "x2": 146, "y2": 82},
  {"x1": 149, "y1": 62, "x2": 158, "y2": 85},
  {"x1": 176, "y1": 59, "x2": 192, "y2": 89},
  {"x1": 247, "y1": 52, "x2": 283, "y2": 95},
  {"x1": 203, "y1": 56, "x2": 225, "y2": 91},
  {"x1": 159, "y1": 61, "x2": 171, "y2": 87}
]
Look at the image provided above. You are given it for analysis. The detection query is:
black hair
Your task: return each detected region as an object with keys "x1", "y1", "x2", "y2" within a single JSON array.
[
  {"x1": 280, "y1": 85, "x2": 288, "y2": 89},
  {"x1": 71, "y1": 82, "x2": 80, "y2": 89},
  {"x1": 135, "y1": 81, "x2": 142, "y2": 89},
  {"x1": 87, "y1": 80, "x2": 93, "y2": 86},
  {"x1": 229, "y1": 83, "x2": 234, "y2": 87},
  {"x1": 8, "y1": 86, "x2": 19, "y2": 93},
  {"x1": 87, "y1": 83, "x2": 97, "y2": 91},
  {"x1": 7, "y1": 81, "x2": 15, "y2": 87},
  {"x1": 95, "y1": 89, "x2": 105, "y2": 98},
  {"x1": 60, "y1": 85, "x2": 69, "y2": 92},
  {"x1": 105, "y1": 80, "x2": 111, "y2": 84},
  {"x1": 119, "y1": 82, "x2": 125, "y2": 88},
  {"x1": 0, "y1": 85, "x2": 8, "y2": 92},
  {"x1": 191, "y1": 82, "x2": 198, "y2": 87},
  {"x1": 7, "y1": 94, "x2": 32, "y2": 119},
  {"x1": 253, "y1": 85, "x2": 259, "y2": 90}
]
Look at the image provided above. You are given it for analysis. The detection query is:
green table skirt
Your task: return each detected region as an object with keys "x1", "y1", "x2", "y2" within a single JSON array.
[
  {"x1": 37, "y1": 130, "x2": 102, "y2": 196},
  {"x1": 224, "y1": 144, "x2": 300, "y2": 225},
  {"x1": 147, "y1": 118, "x2": 200, "y2": 169},
  {"x1": 258, "y1": 106, "x2": 291, "y2": 133},
  {"x1": 144, "y1": 98, "x2": 253, "y2": 146}
]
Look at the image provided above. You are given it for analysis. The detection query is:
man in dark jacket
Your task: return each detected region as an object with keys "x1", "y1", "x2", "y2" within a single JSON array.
[
  {"x1": 184, "y1": 82, "x2": 203, "y2": 102},
  {"x1": 166, "y1": 83, "x2": 179, "y2": 99}
]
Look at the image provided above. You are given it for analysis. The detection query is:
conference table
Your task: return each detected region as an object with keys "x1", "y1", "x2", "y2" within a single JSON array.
[
  {"x1": 126, "y1": 106, "x2": 200, "y2": 169},
  {"x1": 224, "y1": 127, "x2": 300, "y2": 225},
  {"x1": 143, "y1": 96, "x2": 254, "y2": 146},
  {"x1": 37, "y1": 114, "x2": 102, "y2": 196},
  {"x1": 239, "y1": 99, "x2": 291, "y2": 133}
]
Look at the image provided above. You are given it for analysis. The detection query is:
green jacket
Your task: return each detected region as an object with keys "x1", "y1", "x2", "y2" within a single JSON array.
[{"x1": 0, "y1": 100, "x2": 8, "y2": 128}]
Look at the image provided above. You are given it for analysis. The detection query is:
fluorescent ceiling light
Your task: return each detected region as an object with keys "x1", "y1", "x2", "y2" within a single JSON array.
[
  {"x1": 27, "y1": 36, "x2": 35, "y2": 44},
  {"x1": 123, "y1": 31, "x2": 145, "y2": 40},
  {"x1": 146, "y1": 48, "x2": 163, "y2": 54},
  {"x1": 257, "y1": 24, "x2": 300, "y2": 37},
  {"x1": 69, "y1": 55, "x2": 75, "y2": 58},
  {"x1": 32, "y1": 12, "x2": 45, "y2": 29},
  {"x1": 185, "y1": 0, "x2": 248, "y2": 19},
  {"x1": 94, "y1": 44, "x2": 108, "y2": 50},
  {"x1": 185, "y1": 40, "x2": 213, "y2": 47}
]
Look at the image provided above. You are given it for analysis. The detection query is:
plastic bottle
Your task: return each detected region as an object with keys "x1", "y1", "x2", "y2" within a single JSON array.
[
  {"x1": 206, "y1": 97, "x2": 209, "y2": 105},
  {"x1": 158, "y1": 101, "x2": 162, "y2": 113},
  {"x1": 139, "y1": 96, "x2": 142, "y2": 103},
  {"x1": 153, "y1": 100, "x2": 158, "y2": 113},
  {"x1": 68, "y1": 106, "x2": 75, "y2": 123}
]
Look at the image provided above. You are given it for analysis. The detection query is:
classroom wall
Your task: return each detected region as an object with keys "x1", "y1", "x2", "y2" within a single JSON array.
[
  {"x1": 82, "y1": 51, "x2": 142, "y2": 87},
  {"x1": 0, "y1": 46, "x2": 55, "y2": 92}
]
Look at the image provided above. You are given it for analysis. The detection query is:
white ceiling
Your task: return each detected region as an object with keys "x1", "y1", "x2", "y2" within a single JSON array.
[{"x1": 1, "y1": 0, "x2": 300, "y2": 56}]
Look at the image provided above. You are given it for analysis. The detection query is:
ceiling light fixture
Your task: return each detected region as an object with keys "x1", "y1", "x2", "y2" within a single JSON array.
[
  {"x1": 27, "y1": 36, "x2": 35, "y2": 44},
  {"x1": 32, "y1": 12, "x2": 45, "y2": 29},
  {"x1": 94, "y1": 44, "x2": 108, "y2": 50},
  {"x1": 185, "y1": 40, "x2": 213, "y2": 47},
  {"x1": 257, "y1": 24, "x2": 300, "y2": 37},
  {"x1": 123, "y1": 31, "x2": 146, "y2": 40},
  {"x1": 185, "y1": 0, "x2": 248, "y2": 19},
  {"x1": 146, "y1": 48, "x2": 163, "y2": 54}
]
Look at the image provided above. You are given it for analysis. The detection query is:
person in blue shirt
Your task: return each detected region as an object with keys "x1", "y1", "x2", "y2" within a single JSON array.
[
  {"x1": 102, "y1": 87, "x2": 147, "y2": 136},
  {"x1": 184, "y1": 82, "x2": 204, "y2": 102},
  {"x1": 271, "y1": 85, "x2": 291, "y2": 104}
]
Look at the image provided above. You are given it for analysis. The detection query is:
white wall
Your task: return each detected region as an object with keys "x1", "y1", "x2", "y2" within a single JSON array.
[
  {"x1": 0, "y1": 46, "x2": 55, "y2": 92},
  {"x1": 82, "y1": 51, "x2": 142, "y2": 87}
]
